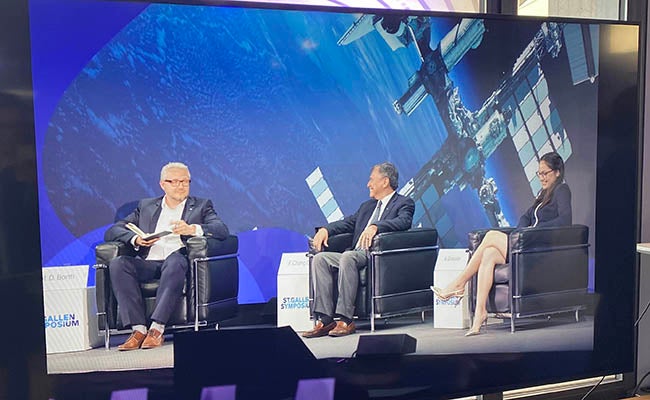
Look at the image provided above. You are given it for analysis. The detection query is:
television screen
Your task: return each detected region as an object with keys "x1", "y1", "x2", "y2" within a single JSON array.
[{"x1": 21, "y1": 0, "x2": 640, "y2": 397}]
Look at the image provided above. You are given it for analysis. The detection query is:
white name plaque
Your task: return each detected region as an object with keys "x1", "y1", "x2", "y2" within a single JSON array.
[
  {"x1": 277, "y1": 252, "x2": 312, "y2": 332},
  {"x1": 42, "y1": 265, "x2": 101, "y2": 354}
]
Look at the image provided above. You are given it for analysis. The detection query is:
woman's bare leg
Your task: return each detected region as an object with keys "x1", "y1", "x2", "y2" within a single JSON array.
[
  {"x1": 440, "y1": 230, "x2": 508, "y2": 295},
  {"x1": 469, "y1": 246, "x2": 507, "y2": 333}
]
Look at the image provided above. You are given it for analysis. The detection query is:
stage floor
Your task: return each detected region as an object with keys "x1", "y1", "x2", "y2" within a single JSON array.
[{"x1": 47, "y1": 313, "x2": 593, "y2": 374}]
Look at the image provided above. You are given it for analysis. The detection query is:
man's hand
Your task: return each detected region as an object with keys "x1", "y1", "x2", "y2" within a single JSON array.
[
  {"x1": 134, "y1": 236, "x2": 160, "y2": 247},
  {"x1": 172, "y1": 220, "x2": 197, "y2": 236},
  {"x1": 357, "y1": 225, "x2": 378, "y2": 250},
  {"x1": 312, "y1": 228, "x2": 329, "y2": 252}
]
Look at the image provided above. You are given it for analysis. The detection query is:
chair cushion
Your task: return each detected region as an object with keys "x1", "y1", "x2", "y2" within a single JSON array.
[
  {"x1": 358, "y1": 264, "x2": 367, "y2": 286},
  {"x1": 488, "y1": 283, "x2": 511, "y2": 313},
  {"x1": 140, "y1": 280, "x2": 160, "y2": 297},
  {"x1": 140, "y1": 279, "x2": 187, "y2": 297},
  {"x1": 494, "y1": 263, "x2": 510, "y2": 284}
]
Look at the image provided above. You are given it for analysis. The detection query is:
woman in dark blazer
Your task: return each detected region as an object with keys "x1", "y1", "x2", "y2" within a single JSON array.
[{"x1": 433, "y1": 151, "x2": 572, "y2": 336}]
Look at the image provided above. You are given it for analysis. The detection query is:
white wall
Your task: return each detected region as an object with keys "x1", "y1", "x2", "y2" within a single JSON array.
[{"x1": 518, "y1": 0, "x2": 620, "y2": 19}]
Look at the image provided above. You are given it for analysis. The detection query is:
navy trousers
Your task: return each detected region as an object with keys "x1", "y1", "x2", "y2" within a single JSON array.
[{"x1": 109, "y1": 252, "x2": 188, "y2": 327}]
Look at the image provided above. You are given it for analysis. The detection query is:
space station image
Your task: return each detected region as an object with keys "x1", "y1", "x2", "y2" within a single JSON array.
[{"x1": 309, "y1": 15, "x2": 598, "y2": 247}]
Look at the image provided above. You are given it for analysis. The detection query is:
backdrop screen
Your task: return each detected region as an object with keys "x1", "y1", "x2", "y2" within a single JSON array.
[{"x1": 32, "y1": 0, "x2": 599, "y2": 304}]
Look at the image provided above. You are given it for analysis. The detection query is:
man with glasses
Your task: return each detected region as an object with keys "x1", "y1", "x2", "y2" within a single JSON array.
[{"x1": 104, "y1": 162, "x2": 229, "y2": 350}]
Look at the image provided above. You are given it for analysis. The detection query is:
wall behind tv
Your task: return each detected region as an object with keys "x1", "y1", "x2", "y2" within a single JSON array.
[{"x1": 637, "y1": 0, "x2": 650, "y2": 389}]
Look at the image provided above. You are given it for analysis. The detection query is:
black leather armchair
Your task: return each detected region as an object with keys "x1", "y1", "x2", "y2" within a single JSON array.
[
  {"x1": 467, "y1": 225, "x2": 590, "y2": 333},
  {"x1": 308, "y1": 228, "x2": 439, "y2": 331},
  {"x1": 95, "y1": 235, "x2": 239, "y2": 348}
]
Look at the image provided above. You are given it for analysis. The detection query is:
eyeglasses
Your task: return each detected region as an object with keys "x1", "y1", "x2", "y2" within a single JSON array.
[
  {"x1": 536, "y1": 170, "x2": 555, "y2": 178},
  {"x1": 163, "y1": 179, "x2": 191, "y2": 187}
]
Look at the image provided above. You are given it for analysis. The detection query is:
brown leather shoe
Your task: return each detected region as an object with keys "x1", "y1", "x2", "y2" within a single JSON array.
[
  {"x1": 328, "y1": 321, "x2": 356, "y2": 337},
  {"x1": 302, "y1": 320, "x2": 337, "y2": 338},
  {"x1": 117, "y1": 330, "x2": 147, "y2": 351},
  {"x1": 141, "y1": 328, "x2": 164, "y2": 349}
]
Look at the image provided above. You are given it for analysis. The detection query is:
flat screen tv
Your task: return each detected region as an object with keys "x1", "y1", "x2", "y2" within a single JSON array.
[{"x1": 0, "y1": 0, "x2": 641, "y2": 398}]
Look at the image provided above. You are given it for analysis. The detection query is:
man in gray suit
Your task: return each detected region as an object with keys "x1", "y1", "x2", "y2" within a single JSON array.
[
  {"x1": 303, "y1": 162, "x2": 414, "y2": 338},
  {"x1": 105, "y1": 162, "x2": 229, "y2": 350}
]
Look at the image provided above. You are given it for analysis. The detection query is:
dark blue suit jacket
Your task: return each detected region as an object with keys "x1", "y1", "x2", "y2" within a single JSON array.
[
  {"x1": 322, "y1": 193, "x2": 415, "y2": 249},
  {"x1": 517, "y1": 183, "x2": 572, "y2": 228},
  {"x1": 104, "y1": 195, "x2": 229, "y2": 258}
]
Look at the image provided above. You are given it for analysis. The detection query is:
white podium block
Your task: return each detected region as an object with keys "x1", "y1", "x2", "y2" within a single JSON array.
[
  {"x1": 433, "y1": 249, "x2": 470, "y2": 329},
  {"x1": 42, "y1": 265, "x2": 101, "y2": 353},
  {"x1": 277, "y1": 252, "x2": 313, "y2": 332}
]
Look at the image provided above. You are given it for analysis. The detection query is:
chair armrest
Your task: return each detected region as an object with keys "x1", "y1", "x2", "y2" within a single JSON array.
[
  {"x1": 95, "y1": 241, "x2": 131, "y2": 266},
  {"x1": 308, "y1": 232, "x2": 353, "y2": 255},
  {"x1": 372, "y1": 228, "x2": 438, "y2": 253},
  {"x1": 94, "y1": 241, "x2": 130, "y2": 331},
  {"x1": 509, "y1": 225, "x2": 589, "y2": 298},
  {"x1": 187, "y1": 236, "x2": 239, "y2": 323},
  {"x1": 509, "y1": 224, "x2": 589, "y2": 254},
  {"x1": 187, "y1": 235, "x2": 238, "y2": 261},
  {"x1": 370, "y1": 229, "x2": 439, "y2": 302}
]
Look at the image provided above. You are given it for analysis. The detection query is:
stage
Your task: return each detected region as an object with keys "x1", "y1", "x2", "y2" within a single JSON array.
[{"x1": 47, "y1": 314, "x2": 593, "y2": 375}]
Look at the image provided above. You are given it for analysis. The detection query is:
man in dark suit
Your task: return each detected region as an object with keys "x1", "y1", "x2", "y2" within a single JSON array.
[
  {"x1": 303, "y1": 162, "x2": 414, "y2": 338},
  {"x1": 104, "y1": 162, "x2": 229, "y2": 350}
]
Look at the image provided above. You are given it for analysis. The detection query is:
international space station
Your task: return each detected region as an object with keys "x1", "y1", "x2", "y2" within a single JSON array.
[{"x1": 307, "y1": 15, "x2": 598, "y2": 247}]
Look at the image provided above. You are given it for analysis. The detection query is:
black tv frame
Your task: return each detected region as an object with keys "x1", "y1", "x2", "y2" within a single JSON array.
[{"x1": 0, "y1": 0, "x2": 645, "y2": 398}]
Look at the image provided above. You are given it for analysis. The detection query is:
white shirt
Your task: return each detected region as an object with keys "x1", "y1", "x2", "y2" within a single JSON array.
[
  {"x1": 146, "y1": 198, "x2": 186, "y2": 261},
  {"x1": 130, "y1": 197, "x2": 204, "y2": 261},
  {"x1": 532, "y1": 202, "x2": 542, "y2": 228}
]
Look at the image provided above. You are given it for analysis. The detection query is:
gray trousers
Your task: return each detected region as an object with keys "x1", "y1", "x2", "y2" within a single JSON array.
[{"x1": 312, "y1": 250, "x2": 368, "y2": 319}]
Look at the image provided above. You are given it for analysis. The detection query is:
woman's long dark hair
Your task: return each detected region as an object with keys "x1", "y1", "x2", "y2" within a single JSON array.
[{"x1": 534, "y1": 152, "x2": 565, "y2": 208}]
